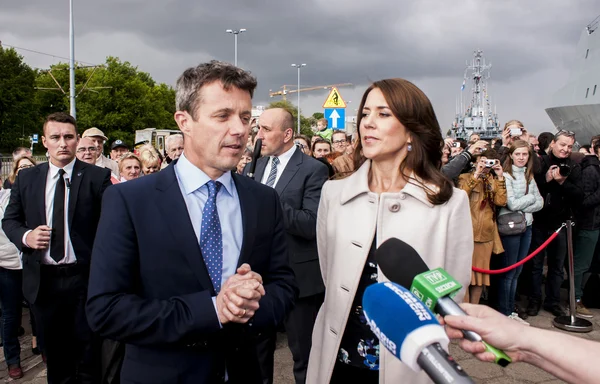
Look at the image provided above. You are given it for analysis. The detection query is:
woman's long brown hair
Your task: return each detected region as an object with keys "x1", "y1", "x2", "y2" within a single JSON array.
[{"x1": 352, "y1": 79, "x2": 453, "y2": 205}]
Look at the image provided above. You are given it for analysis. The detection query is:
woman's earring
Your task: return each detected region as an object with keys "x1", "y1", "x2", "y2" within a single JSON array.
[{"x1": 407, "y1": 143, "x2": 413, "y2": 152}]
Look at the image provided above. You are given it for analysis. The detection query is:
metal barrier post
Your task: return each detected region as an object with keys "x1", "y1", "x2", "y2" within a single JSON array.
[{"x1": 553, "y1": 220, "x2": 593, "y2": 333}]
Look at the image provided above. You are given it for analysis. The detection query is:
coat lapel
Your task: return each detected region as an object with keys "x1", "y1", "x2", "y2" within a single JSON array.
[
  {"x1": 232, "y1": 173, "x2": 257, "y2": 267},
  {"x1": 253, "y1": 157, "x2": 268, "y2": 183},
  {"x1": 34, "y1": 163, "x2": 50, "y2": 225},
  {"x1": 275, "y1": 147, "x2": 301, "y2": 194},
  {"x1": 155, "y1": 163, "x2": 215, "y2": 292},
  {"x1": 68, "y1": 160, "x2": 84, "y2": 228}
]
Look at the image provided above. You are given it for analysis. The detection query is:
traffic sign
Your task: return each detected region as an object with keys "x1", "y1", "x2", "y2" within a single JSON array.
[
  {"x1": 322, "y1": 87, "x2": 347, "y2": 108},
  {"x1": 32, "y1": 134, "x2": 39, "y2": 144},
  {"x1": 325, "y1": 108, "x2": 345, "y2": 129}
]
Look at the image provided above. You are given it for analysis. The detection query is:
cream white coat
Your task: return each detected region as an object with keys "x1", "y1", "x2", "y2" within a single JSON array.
[{"x1": 306, "y1": 160, "x2": 474, "y2": 384}]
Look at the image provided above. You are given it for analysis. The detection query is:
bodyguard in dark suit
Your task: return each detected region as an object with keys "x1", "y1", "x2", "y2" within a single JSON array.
[
  {"x1": 86, "y1": 61, "x2": 297, "y2": 384},
  {"x1": 2, "y1": 112, "x2": 112, "y2": 383},
  {"x1": 248, "y1": 108, "x2": 328, "y2": 384}
]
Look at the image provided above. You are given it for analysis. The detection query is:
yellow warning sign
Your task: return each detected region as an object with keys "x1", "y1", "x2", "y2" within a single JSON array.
[{"x1": 322, "y1": 87, "x2": 347, "y2": 108}]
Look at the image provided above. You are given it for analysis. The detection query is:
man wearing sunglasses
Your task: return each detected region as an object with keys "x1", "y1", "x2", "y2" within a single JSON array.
[{"x1": 527, "y1": 130, "x2": 583, "y2": 317}]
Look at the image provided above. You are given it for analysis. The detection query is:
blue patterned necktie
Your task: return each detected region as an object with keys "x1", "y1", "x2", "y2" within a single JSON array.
[
  {"x1": 265, "y1": 157, "x2": 280, "y2": 187},
  {"x1": 200, "y1": 180, "x2": 223, "y2": 293}
]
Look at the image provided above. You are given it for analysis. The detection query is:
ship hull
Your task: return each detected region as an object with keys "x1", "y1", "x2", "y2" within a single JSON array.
[{"x1": 545, "y1": 104, "x2": 600, "y2": 145}]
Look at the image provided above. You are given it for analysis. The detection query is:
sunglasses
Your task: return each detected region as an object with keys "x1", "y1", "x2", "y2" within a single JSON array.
[
  {"x1": 294, "y1": 141, "x2": 307, "y2": 149},
  {"x1": 17, "y1": 164, "x2": 34, "y2": 170}
]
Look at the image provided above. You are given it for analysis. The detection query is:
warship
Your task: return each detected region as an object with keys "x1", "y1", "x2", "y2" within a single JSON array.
[
  {"x1": 450, "y1": 50, "x2": 501, "y2": 141},
  {"x1": 546, "y1": 15, "x2": 600, "y2": 145}
]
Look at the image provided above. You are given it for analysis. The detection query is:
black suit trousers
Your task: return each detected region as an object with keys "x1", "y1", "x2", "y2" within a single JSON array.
[
  {"x1": 32, "y1": 267, "x2": 99, "y2": 384},
  {"x1": 256, "y1": 292, "x2": 324, "y2": 384}
]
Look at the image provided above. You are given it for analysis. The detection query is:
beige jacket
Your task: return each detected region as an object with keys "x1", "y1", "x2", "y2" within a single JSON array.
[
  {"x1": 96, "y1": 154, "x2": 120, "y2": 176},
  {"x1": 306, "y1": 160, "x2": 474, "y2": 384}
]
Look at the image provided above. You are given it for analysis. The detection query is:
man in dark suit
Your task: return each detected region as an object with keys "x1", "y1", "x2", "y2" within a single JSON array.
[
  {"x1": 248, "y1": 108, "x2": 328, "y2": 384},
  {"x1": 85, "y1": 61, "x2": 297, "y2": 384},
  {"x1": 2, "y1": 112, "x2": 112, "y2": 383}
]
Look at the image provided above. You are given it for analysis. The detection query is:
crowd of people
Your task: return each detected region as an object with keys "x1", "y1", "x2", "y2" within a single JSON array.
[{"x1": 0, "y1": 59, "x2": 598, "y2": 384}]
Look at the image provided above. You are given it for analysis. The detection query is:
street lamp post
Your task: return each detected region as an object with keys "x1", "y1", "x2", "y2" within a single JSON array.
[
  {"x1": 225, "y1": 29, "x2": 246, "y2": 66},
  {"x1": 291, "y1": 63, "x2": 306, "y2": 134},
  {"x1": 69, "y1": 0, "x2": 76, "y2": 118}
]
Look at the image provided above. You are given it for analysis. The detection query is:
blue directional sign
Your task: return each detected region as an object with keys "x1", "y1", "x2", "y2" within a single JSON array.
[
  {"x1": 324, "y1": 108, "x2": 345, "y2": 130},
  {"x1": 32, "y1": 134, "x2": 39, "y2": 144}
]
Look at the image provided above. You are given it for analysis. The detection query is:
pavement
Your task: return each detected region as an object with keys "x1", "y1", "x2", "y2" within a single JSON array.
[{"x1": 5, "y1": 302, "x2": 598, "y2": 384}]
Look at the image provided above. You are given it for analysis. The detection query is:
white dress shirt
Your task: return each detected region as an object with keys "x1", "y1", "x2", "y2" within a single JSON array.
[
  {"x1": 260, "y1": 144, "x2": 297, "y2": 187},
  {"x1": 22, "y1": 158, "x2": 78, "y2": 265}
]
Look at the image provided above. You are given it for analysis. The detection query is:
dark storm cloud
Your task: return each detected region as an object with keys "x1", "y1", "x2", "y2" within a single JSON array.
[{"x1": 1, "y1": 0, "x2": 599, "y2": 131}]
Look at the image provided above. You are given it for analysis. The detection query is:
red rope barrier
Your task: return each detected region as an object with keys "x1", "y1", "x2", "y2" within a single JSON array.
[{"x1": 472, "y1": 225, "x2": 564, "y2": 275}]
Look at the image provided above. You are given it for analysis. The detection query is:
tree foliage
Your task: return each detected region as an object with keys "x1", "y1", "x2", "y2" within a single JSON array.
[{"x1": 0, "y1": 47, "x2": 38, "y2": 153}]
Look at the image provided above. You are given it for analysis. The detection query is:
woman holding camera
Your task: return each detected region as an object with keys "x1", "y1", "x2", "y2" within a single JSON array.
[
  {"x1": 496, "y1": 140, "x2": 543, "y2": 320},
  {"x1": 458, "y1": 150, "x2": 507, "y2": 304}
]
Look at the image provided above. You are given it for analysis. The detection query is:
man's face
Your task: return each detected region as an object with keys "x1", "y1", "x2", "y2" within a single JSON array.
[
  {"x1": 313, "y1": 143, "x2": 331, "y2": 158},
  {"x1": 111, "y1": 147, "x2": 128, "y2": 161},
  {"x1": 550, "y1": 135, "x2": 575, "y2": 159},
  {"x1": 167, "y1": 137, "x2": 184, "y2": 160},
  {"x1": 256, "y1": 109, "x2": 292, "y2": 157},
  {"x1": 175, "y1": 81, "x2": 252, "y2": 179},
  {"x1": 469, "y1": 134, "x2": 480, "y2": 144},
  {"x1": 331, "y1": 133, "x2": 347, "y2": 154},
  {"x1": 88, "y1": 136, "x2": 105, "y2": 159},
  {"x1": 42, "y1": 121, "x2": 78, "y2": 167},
  {"x1": 76, "y1": 137, "x2": 98, "y2": 164},
  {"x1": 528, "y1": 136, "x2": 540, "y2": 152},
  {"x1": 317, "y1": 121, "x2": 327, "y2": 131}
]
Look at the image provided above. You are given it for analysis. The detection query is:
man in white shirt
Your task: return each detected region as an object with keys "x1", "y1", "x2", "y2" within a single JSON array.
[{"x1": 2, "y1": 113, "x2": 111, "y2": 383}]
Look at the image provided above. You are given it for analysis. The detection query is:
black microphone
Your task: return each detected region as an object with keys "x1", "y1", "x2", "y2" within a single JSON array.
[
  {"x1": 64, "y1": 177, "x2": 71, "y2": 188},
  {"x1": 247, "y1": 139, "x2": 262, "y2": 180},
  {"x1": 376, "y1": 238, "x2": 512, "y2": 367}
]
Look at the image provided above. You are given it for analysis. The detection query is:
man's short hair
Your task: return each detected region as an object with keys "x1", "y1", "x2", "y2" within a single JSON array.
[
  {"x1": 43, "y1": 112, "x2": 77, "y2": 135},
  {"x1": 332, "y1": 130, "x2": 347, "y2": 141},
  {"x1": 175, "y1": 60, "x2": 257, "y2": 121},
  {"x1": 317, "y1": 118, "x2": 328, "y2": 127},
  {"x1": 537, "y1": 132, "x2": 555, "y2": 152},
  {"x1": 591, "y1": 135, "x2": 600, "y2": 147},
  {"x1": 165, "y1": 133, "x2": 183, "y2": 149}
]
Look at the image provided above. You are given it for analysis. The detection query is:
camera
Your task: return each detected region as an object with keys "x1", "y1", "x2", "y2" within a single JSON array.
[
  {"x1": 453, "y1": 142, "x2": 461, "y2": 148},
  {"x1": 510, "y1": 128, "x2": 522, "y2": 137},
  {"x1": 485, "y1": 159, "x2": 497, "y2": 168},
  {"x1": 558, "y1": 163, "x2": 571, "y2": 177}
]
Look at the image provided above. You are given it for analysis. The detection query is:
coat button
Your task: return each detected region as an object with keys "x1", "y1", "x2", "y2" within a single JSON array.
[
  {"x1": 389, "y1": 202, "x2": 400, "y2": 212},
  {"x1": 399, "y1": 193, "x2": 406, "y2": 200}
]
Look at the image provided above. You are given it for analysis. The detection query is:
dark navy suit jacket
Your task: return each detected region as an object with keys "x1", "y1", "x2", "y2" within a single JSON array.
[{"x1": 86, "y1": 162, "x2": 297, "y2": 384}]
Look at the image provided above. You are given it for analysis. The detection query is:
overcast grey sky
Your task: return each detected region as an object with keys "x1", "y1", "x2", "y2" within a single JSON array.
[{"x1": 1, "y1": 0, "x2": 598, "y2": 134}]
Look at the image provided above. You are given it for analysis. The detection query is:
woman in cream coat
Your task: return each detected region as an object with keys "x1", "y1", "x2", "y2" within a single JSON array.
[{"x1": 306, "y1": 79, "x2": 474, "y2": 384}]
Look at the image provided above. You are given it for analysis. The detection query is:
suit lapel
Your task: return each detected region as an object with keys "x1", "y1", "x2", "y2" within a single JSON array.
[
  {"x1": 233, "y1": 173, "x2": 257, "y2": 267},
  {"x1": 68, "y1": 160, "x2": 84, "y2": 228},
  {"x1": 155, "y1": 163, "x2": 215, "y2": 292},
  {"x1": 34, "y1": 163, "x2": 50, "y2": 225},
  {"x1": 254, "y1": 158, "x2": 268, "y2": 183},
  {"x1": 275, "y1": 148, "x2": 302, "y2": 194}
]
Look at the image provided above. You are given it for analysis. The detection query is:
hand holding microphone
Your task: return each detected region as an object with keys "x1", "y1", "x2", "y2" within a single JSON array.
[
  {"x1": 376, "y1": 238, "x2": 512, "y2": 367},
  {"x1": 363, "y1": 281, "x2": 474, "y2": 384}
]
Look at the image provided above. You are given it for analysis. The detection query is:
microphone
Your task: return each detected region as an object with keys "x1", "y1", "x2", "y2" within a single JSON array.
[
  {"x1": 363, "y1": 282, "x2": 474, "y2": 384},
  {"x1": 376, "y1": 238, "x2": 512, "y2": 367},
  {"x1": 64, "y1": 177, "x2": 71, "y2": 188},
  {"x1": 247, "y1": 139, "x2": 262, "y2": 180}
]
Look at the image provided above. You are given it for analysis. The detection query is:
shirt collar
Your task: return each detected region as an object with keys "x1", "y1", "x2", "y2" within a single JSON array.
[
  {"x1": 273, "y1": 144, "x2": 297, "y2": 163},
  {"x1": 48, "y1": 157, "x2": 76, "y2": 179},
  {"x1": 176, "y1": 153, "x2": 234, "y2": 196}
]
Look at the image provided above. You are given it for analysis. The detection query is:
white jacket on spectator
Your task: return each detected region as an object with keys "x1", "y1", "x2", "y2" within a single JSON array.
[
  {"x1": 0, "y1": 189, "x2": 21, "y2": 270},
  {"x1": 498, "y1": 165, "x2": 544, "y2": 226}
]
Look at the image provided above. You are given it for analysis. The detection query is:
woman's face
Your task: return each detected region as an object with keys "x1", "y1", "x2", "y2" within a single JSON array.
[
  {"x1": 236, "y1": 154, "x2": 252, "y2": 174},
  {"x1": 313, "y1": 143, "x2": 331, "y2": 159},
  {"x1": 121, "y1": 159, "x2": 141, "y2": 180},
  {"x1": 359, "y1": 87, "x2": 411, "y2": 163},
  {"x1": 511, "y1": 147, "x2": 530, "y2": 168},
  {"x1": 442, "y1": 145, "x2": 450, "y2": 165},
  {"x1": 16, "y1": 158, "x2": 34, "y2": 174},
  {"x1": 294, "y1": 138, "x2": 310, "y2": 155},
  {"x1": 143, "y1": 162, "x2": 160, "y2": 175}
]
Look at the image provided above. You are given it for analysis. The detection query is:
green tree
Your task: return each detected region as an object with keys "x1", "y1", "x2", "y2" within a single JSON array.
[
  {"x1": 312, "y1": 112, "x2": 324, "y2": 120},
  {"x1": 266, "y1": 100, "x2": 313, "y2": 137},
  {"x1": 34, "y1": 57, "x2": 177, "y2": 147},
  {"x1": 0, "y1": 47, "x2": 39, "y2": 153}
]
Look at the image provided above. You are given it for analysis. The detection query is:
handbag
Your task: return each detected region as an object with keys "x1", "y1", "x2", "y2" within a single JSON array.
[{"x1": 497, "y1": 212, "x2": 527, "y2": 236}]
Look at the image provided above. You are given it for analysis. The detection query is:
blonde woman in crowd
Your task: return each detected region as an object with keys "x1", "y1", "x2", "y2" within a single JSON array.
[
  {"x1": 458, "y1": 149, "x2": 507, "y2": 304},
  {"x1": 138, "y1": 144, "x2": 162, "y2": 175},
  {"x1": 307, "y1": 78, "x2": 473, "y2": 384},
  {"x1": 119, "y1": 153, "x2": 142, "y2": 182}
]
